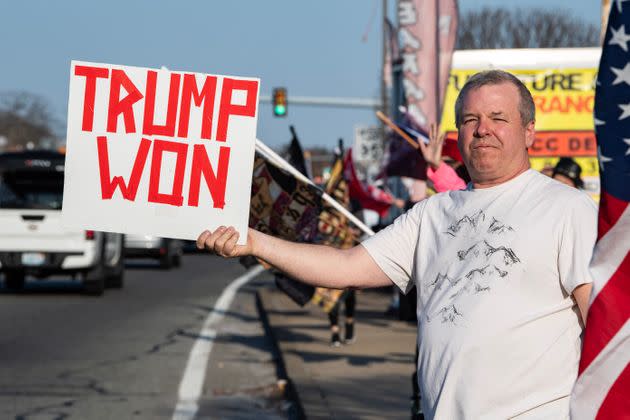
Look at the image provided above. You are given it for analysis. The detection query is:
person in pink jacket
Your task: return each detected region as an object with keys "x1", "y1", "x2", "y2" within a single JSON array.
[{"x1": 420, "y1": 123, "x2": 467, "y2": 193}]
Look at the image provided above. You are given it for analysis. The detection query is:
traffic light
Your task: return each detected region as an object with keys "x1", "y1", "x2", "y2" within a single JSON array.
[{"x1": 272, "y1": 87, "x2": 287, "y2": 117}]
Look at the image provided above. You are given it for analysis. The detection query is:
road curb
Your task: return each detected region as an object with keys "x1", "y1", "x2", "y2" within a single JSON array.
[
  {"x1": 256, "y1": 284, "x2": 418, "y2": 419},
  {"x1": 256, "y1": 288, "x2": 307, "y2": 420}
]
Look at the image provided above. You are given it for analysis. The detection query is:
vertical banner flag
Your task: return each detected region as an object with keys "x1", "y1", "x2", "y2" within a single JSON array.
[
  {"x1": 570, "y1": 3, "x2": 630, "y2": 419},
  {"x1": 62, "y1": 61, "x2": 259, "y2": 243},
  {"x1": 438, "y1": 0, "x2": 458, "y2": 111},
  {"x1": 397, "y1": 0, "x2": 458, "y2": 132},
  {"x1": 286, "y1": 127, "x2": 309, "y2": 177}
]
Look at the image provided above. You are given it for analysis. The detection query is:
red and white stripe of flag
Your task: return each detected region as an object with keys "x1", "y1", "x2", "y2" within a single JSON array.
[{"x1": 570, "y1": 192, "x2": 630, "y2": 419}]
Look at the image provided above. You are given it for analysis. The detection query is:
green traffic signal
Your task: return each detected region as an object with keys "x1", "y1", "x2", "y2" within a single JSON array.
[
  {"x1": 274, "y1": 104, "x2": 286, "y2": 116},
  {"x1": 272, "y1": 87, "x2": 287, "y2": 117}
]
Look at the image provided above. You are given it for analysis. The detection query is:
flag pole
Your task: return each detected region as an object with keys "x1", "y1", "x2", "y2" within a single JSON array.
[
  {"x1": 255, "y1": 139, "x2": 375, "y2": 237},
  {"x1": 376, "y1": 110, "x2": 420, "y2": 150}
]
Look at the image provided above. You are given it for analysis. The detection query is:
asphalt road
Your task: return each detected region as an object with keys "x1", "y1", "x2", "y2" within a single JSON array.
[{"x1": 0, "y1": 253, "x2": 288, "y2": 420}]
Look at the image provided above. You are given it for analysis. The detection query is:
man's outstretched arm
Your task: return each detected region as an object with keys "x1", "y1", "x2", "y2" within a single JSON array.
[{"x1": 197, "y1": 226, "x2": 392, "y2": 290}]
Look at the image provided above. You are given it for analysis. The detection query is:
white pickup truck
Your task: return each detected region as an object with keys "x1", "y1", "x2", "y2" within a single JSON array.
[{"x1": 0, "y1": 150, "x2": 124, "y2": 295}]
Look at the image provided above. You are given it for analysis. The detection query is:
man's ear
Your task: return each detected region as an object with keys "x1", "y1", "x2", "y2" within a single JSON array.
[{"x1": 524, "y1": 120, "x2": 536, "y2": 148}]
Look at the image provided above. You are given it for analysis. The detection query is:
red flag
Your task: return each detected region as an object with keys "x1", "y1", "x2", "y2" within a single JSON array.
[
  {"x1": 570, "y1": 3, "x2": 630, "y2": 418},
  {"x1": 344, "y1": 148, "x2": 393, "y2": 217},
  {"x1": 398, "y1": 0, "x2": 458, "y2": 132}
]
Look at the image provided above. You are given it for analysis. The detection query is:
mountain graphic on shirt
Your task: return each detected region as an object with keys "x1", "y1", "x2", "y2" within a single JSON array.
[
  {"x1": 487, "y1": 217, "x2": 514, "y2": 235},
  {"x1": 428, "y1": 272, "x2": 461, "y2": 290},
  {"x1": 448, "y1": 265, "x2": 502, "y2": 300},
  {"x1": 457, "y1": 243, "x2": 482, "y2": 261},
  {"x1": 431, "y1": 210, "x2": 523, "y2": 325},
  {"x1": 474, "y1": 283, "x2": 491, "y2": 293},
  {"x1": 429, "y1": 304, "x2": 463, "y2": 324},
  {"x1": 445, "y1": 210, "x2": 486, "y2": 237},
  {"x1": 483, "y1": 240, "x2": 520, "y2": 266},
  {"x1": 457, "y1": 240, "x2": 520, "y2": 266},
  {"x1": 465, "y1": 264, "x2": 508, "y2": 280},
  {"x1": 449, "y1": 280, "x2": 493, "y2": 300}
]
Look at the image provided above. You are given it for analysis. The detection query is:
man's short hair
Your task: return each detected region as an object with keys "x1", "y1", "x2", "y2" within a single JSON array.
[{"x1": 454, "y1": 70, "x2": 535, "y2": 128}]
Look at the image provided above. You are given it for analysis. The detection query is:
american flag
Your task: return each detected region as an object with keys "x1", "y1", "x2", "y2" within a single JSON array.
[{"x1": 570, "y1": 2, "x2": 630, "y2": 418}]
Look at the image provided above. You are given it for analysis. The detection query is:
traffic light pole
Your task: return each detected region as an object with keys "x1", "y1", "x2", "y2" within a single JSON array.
[
  {"x1": 260, "y1": 95, "x2": 382, "y2": 109},
  {"x1": 381, "y1": 0, "x2": 388, "y2": 120}
]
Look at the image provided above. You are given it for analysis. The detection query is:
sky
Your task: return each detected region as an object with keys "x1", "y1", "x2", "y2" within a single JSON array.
[{"x1": 0, "y1": 0, "x2": 600, "y2": 151}]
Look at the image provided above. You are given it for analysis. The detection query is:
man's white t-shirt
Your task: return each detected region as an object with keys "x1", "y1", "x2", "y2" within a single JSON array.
[{"x1": 362, "y1": 169, "x2": 597, "y2": 419}]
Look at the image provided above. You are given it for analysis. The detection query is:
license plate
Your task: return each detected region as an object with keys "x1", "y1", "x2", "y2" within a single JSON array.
[{"x1": 21, "y1": 252, "x2": 46, "y2": 266}]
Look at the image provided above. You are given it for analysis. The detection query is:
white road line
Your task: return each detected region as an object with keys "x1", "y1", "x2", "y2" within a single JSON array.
[{"x1": 172, "y1": 265, "x2": 265, "y2": 420}]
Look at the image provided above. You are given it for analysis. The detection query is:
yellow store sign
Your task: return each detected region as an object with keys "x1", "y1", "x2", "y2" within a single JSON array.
[{"x1": 439, "y1": 49, "x2": 601, "y2": 200}]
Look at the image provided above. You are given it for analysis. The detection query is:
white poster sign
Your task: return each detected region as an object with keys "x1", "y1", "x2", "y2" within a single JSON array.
[
  {"x1": 353, "y1": 125, "x2": 384, "y2": 182},
  {"x1": 62, "y1": 61, "x2": 260, "y2": 244},
  {"x1": 353, "y1": 125, "x2": 384, "y2": 164}
]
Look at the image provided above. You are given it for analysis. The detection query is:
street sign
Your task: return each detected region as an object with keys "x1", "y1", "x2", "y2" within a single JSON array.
[
  {"x1": 354, "y1": 125, "x2": 384, "y2": 163},
  {"x1": 353, "y1": 125, "x2": 384, "y2": 182}
]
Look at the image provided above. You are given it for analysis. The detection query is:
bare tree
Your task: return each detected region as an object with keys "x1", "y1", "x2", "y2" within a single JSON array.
[
  {"x1": 0, "y1": 91, "x2": 61, "y2": 150},
  {"x1": 456, "y1": 7, "x2": 600, "y2": 49}
]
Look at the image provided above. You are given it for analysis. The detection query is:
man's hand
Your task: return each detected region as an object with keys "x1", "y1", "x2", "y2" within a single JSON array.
[
  {"x1": 418, "y1": 123, "x2": 445, "y2": 170},
  {"x1": 196, "y1": 226, "x2": 254, "y2": 258}
]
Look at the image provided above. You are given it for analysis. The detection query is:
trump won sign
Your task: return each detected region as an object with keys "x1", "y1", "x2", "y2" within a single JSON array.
[{"x1": 62, "y1": 61, "x2": 260, "y2": 244}]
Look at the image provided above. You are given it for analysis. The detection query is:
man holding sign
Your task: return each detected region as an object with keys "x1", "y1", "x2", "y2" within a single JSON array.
[
  {"x1": 198, "y1": 70, "x2": 597, "y2": 419},
  {"x1": 62, "y1": 61, "x2": 259, "y2": 242}
]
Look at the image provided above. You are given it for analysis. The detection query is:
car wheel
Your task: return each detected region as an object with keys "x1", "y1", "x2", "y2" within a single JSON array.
[
  {"x1": 84, "y1": 239, "x2": 106, "y2": 296},
  {"x1": 84, "y1": 269, "x2": 105, "y2": 296},
  {"x1": 106, "y1": 268, "x2": 124, "y2": 289},
  {"x1": 160, "y1": 252, "x2": 173, "y2": 269},
  {"x1": 5, "y1": 271, "x2": 25, "y2": 291},
  {"x1": 106, "y1": 244, "x2": 125, "y2": 289},
  {"x1": 173, "y1": 253, "x2": 182, "y2": 268}
]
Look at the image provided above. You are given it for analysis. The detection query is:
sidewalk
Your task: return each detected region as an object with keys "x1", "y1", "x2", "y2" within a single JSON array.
[{"x1": 258, "y1": 281, "x2": 418, "y2": 419}]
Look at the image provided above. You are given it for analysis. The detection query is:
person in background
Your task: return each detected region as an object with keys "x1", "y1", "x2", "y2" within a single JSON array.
[
  {"x1": 551, "y1": 157, "x2": 584, "y2": 189},
  {"x1": 329, "y1": 290, "x2": 356, "y2": 346},
  {"x1": 540, "y1": 164, "x2": 555, "y2": 177},
  {"x1": 420, "y1": 123, "x2": 468, "y2": 192}
]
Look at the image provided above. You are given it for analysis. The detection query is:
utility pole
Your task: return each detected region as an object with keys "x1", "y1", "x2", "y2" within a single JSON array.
[
  {"x1": 380, "y1": 0, "x2": 389, "y2": 172},
  {"x1": 392, "y1": 0, "x2": 403, "y2": 123},
  {"x1": 381, "y1": 0, "x2": 389, "y2": 119}
]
